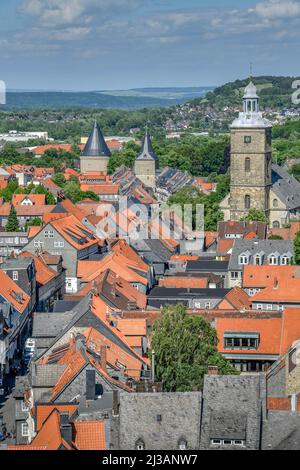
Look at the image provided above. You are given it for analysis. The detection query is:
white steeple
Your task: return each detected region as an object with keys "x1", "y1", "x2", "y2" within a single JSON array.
[
  {"x1": 243, "y1": 81, "x2": 259, "y2": 113},
  {"x1": 231, "y1": 81, "x2": 272, "y2": 129}
]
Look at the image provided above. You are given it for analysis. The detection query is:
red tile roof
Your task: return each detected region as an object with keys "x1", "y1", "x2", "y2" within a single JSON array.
[
  {"x1": 73, "y1": 421, "x2": 106, "y2": 450},
  {"x1": 0, "y1": 269, "x2": 30, "y2": 314},
  {"x1": 12, "y1": 194, "x2": 46, "y2": 206},
  {"x1": 21, "y1": 251, "x2": 57, "y2": 286}
]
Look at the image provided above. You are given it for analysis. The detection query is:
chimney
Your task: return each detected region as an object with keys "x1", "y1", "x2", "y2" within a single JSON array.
[
  {"x1": 100, "y1": 346, "x2": 107, "y2": 372},
  {"x1": 60, "y1": 413, "x2": 73, "y2": 445},
  {"x1": 112, "y1": 390, "x2": 119, "y2": 417},
  {"x1": 208, "y1": 366, "x2": 219, "y2": 376}
]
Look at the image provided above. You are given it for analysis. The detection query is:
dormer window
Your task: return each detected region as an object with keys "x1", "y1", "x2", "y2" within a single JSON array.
[
  {"x1": 239, "y1": 254, "x2": 249, "y2": 265},
  {"x1": 254, "y1": 255, "x2": 262, "y2": 266},
  {"x1": 281, "y1": 255, "x2": 290, "y2": 266},
  {"x1": 269, "y1": 254, "x2": 278, "y2": 266}
]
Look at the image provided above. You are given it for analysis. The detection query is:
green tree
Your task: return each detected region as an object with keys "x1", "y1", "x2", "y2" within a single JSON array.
[
  {"x1": 151, "y1": 304, "x2": 238, "y2": 392},
  {"x1": 268, "y1": 234, "x2": 283, "y2": 240},
  {"x1": 0, "y1": 180, "x2": 19, "y2": 202},
  {"x1": 241, "y1": 208, "x2": 267, "y2": 222},
  {"x1": 294, "y1": 231, "x2": 300, "y2": 265},
  {"x1": 52, "y1": 172, "x2": 66, "y2": 187},
  {"x1": 33, "y1": 185, "x2": 56, "y2": 205},
  {"x1": 25, "y1": 217, "x2": 42, "y2": 230},
  {"x1": 6, "y1": 206, "x2": 20, "y2": 232}
]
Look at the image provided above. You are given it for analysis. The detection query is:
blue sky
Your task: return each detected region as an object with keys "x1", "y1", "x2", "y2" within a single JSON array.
[{"x1": 0, "y1": 0, "x2": 300, "y2": 90}]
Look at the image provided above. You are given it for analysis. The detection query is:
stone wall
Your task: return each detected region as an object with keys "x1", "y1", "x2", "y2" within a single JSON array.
[
  {"x1": 118, "y1": 392, "x2": 202, "y2": 450},
  {"x1": 80, "y1": 156, "x2": 109, "y2": 174}
]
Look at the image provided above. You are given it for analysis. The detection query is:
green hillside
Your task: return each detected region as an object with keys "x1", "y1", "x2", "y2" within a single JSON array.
[{"x1": 192, "y1": 76, "x2": 300, "y2": 109}]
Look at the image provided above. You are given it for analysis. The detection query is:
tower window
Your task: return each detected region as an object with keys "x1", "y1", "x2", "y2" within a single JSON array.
[
  {"x1": 244, "y1": 136, "x2": 252, "y2": 144},
  {"x1": 245, "y1": 158, "x2": 251, "y2": 172},
  {"x1": 273, "y1": 199, "x2": 278, "y2": 208},
  {"x1": 245, "y1": 195, "x2": 251, "y2": 210}
]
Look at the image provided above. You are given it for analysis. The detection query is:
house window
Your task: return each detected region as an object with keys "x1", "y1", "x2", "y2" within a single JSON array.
[
  {"x1": 231, "y1": 271, "x2": 239, "y2": 279},
  {"x1": 239, "y1": 254, "x2": 249, "y2": 265},
  {"x1": 21, "y1": 423, "x2": 29, "y2": 437},
  {"x1": 224, "y1": 334, "x2": 259, "y2": 350},
  {"x1": 266, "y1": 304, "x2": 273, "y2": 311},
  {"x1": 244, "y1": 136, "x2": 252, "y2": 144},
  {"x1": 245, "y1": 158, "x2": 251, "y2": 172},
  {"x1": 205, "y1": 302, "x2": 211, "y2": 310},
  {"x1": 13, "y1": 271, "x2": 18, "y2": 281},
  {"x1": 256, "y1": 304, "x2": 264, "y2": 310},
  {"x1": 273, "y1": 221, "x2": 280, "y2": 228},
  {"x1": 135, "y1": 439, "x2": 145, "y2": 451},
  {"x1": 245, "y1": 195, "x2": 251, "y2": 210},
  {"x1": 254, "y1": 255, "x2": 262, "y2": 265},
  {"x1": 54, "y1": 241, "x2": 64, "y2": 248},
  {"x1": 34, "y1": 241, "x2": 44, "y2": 248},
  {"x1": 269, "y1": 254, "x2": 278, "y2": 266},
  {"x1": 211, "y1": 439, "x2": 222, "y2": 446},
  {"x1": 21, "y1": 401, "x2": 29, "y2": 412},
  {"x1": 44, "y1": 230, "x2": 54, "y2": 239},
  {"x1": 281, "y1": 255, "x2": 290, "y2": 266}
]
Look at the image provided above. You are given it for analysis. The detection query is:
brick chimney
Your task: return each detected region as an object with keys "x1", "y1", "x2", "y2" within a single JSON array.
[
  {"x1": 208, "y1": 366, "x2": 219, "y2": 376},
  {"x1": 100, "y1": 346, "x2": 107, "y2": 372}
]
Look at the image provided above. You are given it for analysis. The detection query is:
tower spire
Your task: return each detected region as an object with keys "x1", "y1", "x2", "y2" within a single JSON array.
[{"x1": 81, "y1": 121, "x2": 111, "y2": 157}]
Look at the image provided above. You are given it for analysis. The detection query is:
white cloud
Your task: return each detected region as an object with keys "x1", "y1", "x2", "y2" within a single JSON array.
[
  {"x1": 255, "y1": 0, "x2": 300, "y2": 18},
  {"x1": 21, "y1": 0, "x2": 141, "y2": 26}
]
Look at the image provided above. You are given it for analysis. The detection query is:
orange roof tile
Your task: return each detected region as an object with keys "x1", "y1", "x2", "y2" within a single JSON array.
[
  {"x1": 33, "y1": 144, "x2": 75, "y2": 156},
  {"x1": 27, "y1": 225, "x2": 42, "y2": 238},
  {"x1": 12, "y1": 194, "x2": 46, "y2": 206},
  {"x1": 35, "y1": 404, "x2": 78, "y2": 432},
  {"x1": 21, "y1": 251, "x2": 57, "y2": 286},
  {"x1": 0, "y1": 269, "x2": 30, "y2": 314},
  {"x1": 49, "y1": 214, "x2": 98, "y2": 250},
  {"x1": 80, "y1": 183, "x2": 120, "y2": 195},
  {"x1": 73, "y1": 421, "x2": 106, "y2": 450},
  {"x1": 218, "y1": 287, "x2": 251, "y2": 311},
  {"x1": 159, "y1": 276, "x2": 208, "y2": 288}
]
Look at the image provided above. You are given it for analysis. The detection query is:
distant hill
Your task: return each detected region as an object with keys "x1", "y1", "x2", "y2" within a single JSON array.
[
  {"x1": 190, "y1": 76, "x2": 300, "y2": 110},
  {"x1": 3, "y1": 87, "x2": 214, "y2": 110}
]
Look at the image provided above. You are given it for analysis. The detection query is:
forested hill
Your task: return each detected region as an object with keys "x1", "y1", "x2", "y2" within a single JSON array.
[{"x1": 191, "y1": 76, "x2": 300, "y2": 110}]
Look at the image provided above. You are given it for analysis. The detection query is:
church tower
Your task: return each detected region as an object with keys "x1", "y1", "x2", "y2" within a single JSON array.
[
  {"x1": 229, "y1": 81, "x2": 273, "y2": 220},
  {"x1": 80, "y1": 121, "x2": 111, "y2": 174},
  {"x1": 134, "y1": 129, "x2": 159, "y2": 189}
]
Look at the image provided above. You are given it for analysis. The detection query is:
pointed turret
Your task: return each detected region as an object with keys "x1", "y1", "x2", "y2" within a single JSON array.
[
  {"x1": 134, "y1": 129, "x2": 158, "y2": 189},
  {"x1": 81, "y1": 121, "x2": 111, "y2": 157},
  {"x1": 80, "y1": 121, "x2": 111, "y2": 174},
  {"x1": 136, "y1": 128, "x2": 158, "y2": 163}
]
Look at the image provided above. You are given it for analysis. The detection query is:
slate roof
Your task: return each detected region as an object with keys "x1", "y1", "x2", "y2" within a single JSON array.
[
  {"x1": 272, "y1": 164, "x2": 300, "y2": 210},
  {"x1": 186, "y1": 260, "x2": 229, "y2": 273},
  {"x1": 136, "y1": 129, "x2": 159, "y2": 162},
  {"x1": 228, "y1": 239, "x2": 294, "y2": 271},
  {"x1": 30, "y1": 364, "x2": 67, "y2": 387},
  {"x1": 81, "y1": 121, "x2": 111, "y2": 158}
]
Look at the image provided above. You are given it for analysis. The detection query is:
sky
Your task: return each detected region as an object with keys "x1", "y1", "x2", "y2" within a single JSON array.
[{"x1": 0, "y1": 0, "x2": 300, "y2": 90}]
